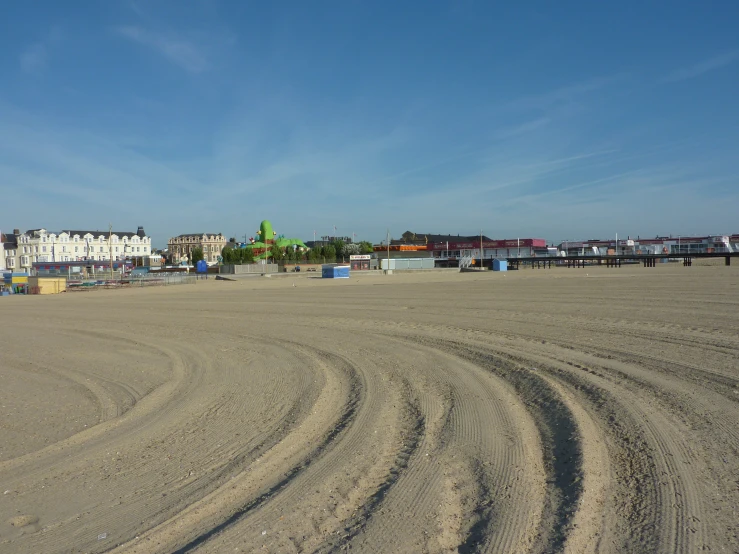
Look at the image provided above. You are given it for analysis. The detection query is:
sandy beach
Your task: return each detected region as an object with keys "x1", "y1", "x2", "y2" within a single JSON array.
[{"x1": 1, "y1": 265, "x2": 738, "y2": 553}]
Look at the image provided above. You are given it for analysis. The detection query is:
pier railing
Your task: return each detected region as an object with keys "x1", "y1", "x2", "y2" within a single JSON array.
[{"x1": 505, "y1": 252, "x2": 737, "y2": 269}]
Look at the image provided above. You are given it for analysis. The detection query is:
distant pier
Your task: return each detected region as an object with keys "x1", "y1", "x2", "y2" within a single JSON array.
[{"x1": 505, "y1": 252, "x2": 737, "y2": 270}]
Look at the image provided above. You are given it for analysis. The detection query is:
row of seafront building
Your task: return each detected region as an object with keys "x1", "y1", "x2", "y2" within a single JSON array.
[
  {"x1": 1, "y1": 227, "x2": 153, "y2": 273},
  {"x1": 377, "y1": 231, "x2": 739, "y2": 266},
  {"x1": 1, "y1": 227, "x2": 230, "y2": 273},
  {"x1": 4, "y1": 226, "x2": 738, "y2": 273}
]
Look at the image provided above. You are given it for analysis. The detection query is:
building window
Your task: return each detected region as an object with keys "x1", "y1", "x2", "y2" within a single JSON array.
[
  {"x1": 42, "y1": 246, "x2": 47, "y2": 253},
  {"x1": 75, "y1": 246, "x2": 78, "y2": 252}
]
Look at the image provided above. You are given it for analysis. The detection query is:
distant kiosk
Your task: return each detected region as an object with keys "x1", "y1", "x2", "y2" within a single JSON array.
[
  {"x1": 196, "y1": 260, "x2": 208, "y2": 279},
  {"x1": 322, "y1": 264, "x2": 350, "y2": 279}
]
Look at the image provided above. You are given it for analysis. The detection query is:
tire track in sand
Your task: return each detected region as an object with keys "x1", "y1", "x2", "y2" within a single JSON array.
[
  {"x1": 290, "y1": 312, "x2": 724, "y2": 552},
  {"x1": 1, "y1": 331, "x2": 318, "y2": 554},
  {"x1": 414, "y1": 338, "x2": 585, "y2": 553},
  {"x1": 110, "y1": 343, "x2": 361, "y2": 554},
  {"x1": 464, "y1": 338, "x2": 710, "y2": 553},
  {"x1": 182, "y1": 344, "x2": 424, "y2": 554},
  {"x1": 335, "y1": 337, "x2": 546, "y2": 554}
]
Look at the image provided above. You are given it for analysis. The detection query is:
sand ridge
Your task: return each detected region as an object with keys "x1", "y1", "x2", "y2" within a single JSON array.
[{"x1": 0, "y1": 265, "x2": 737, "y2": 553}]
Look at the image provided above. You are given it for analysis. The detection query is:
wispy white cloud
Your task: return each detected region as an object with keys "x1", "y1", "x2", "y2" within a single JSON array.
[
  {"x1": 505, "y1": 73, "x2": 628, "y2": 112},
  {"x1": 20, "y1": 43, "x2": 47, "y2": 74},
  {"x1": 19, "y1": 27, "x2": 63, "y2": 75},
  {"x1": 115, "y1": 26, "x2": 208, "y2": 73},
  {"x1": 358, "y1": 117, "x2": 552, "y2": 188},
  {"x1": 506, "y1": 169, "x2": 645, "y2": 205},
  {"x1": 660, "y1": 50, "x2": 739, "y2": 83}
]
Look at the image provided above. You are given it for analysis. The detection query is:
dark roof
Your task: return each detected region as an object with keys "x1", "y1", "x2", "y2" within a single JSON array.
[
  {"x1": 173, "y1": 233, "x2": 223, "y2": 238},
  {"x1": 2, "y1": 232, "x2": 18, "y2": 248},
  {"x1": 59, "y1": 230, "x2": 147, "y2": 239},
  {"x1": 394, "y1": 231, "x2": 493, "y2": 244},
  {"x1": 23, "y1": 226, "x2": 147, "y2": 239}
]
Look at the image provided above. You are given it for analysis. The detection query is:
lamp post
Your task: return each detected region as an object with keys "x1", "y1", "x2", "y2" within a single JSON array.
[
  {"x1": 109, "y1": 224, "x2": 113, "y2": 281},
  {"x1": 480, "y1": 229, "x2": 483, "y2": 270},
  {"x1": 386, "y1": 229, "x2": 390, "y2": 274}
]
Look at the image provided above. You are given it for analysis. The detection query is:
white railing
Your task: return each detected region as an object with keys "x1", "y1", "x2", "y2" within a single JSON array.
[{"x1": 459, "y1": 256, "x2": 473, "y2": 269}]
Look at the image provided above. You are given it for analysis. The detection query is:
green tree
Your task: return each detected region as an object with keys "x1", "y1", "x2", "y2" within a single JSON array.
[
  {"x1": 322, "y1": 245, "x2": 336, "y2": 262},
  {"x1": 331, "y1": 239, "x2": 345, "y2": 260},
  {"x1": 242, "y1": 247, "x2": 255, "y2": 264},
  {"x1": 190, "y1": 247, "x2": 204, "y2": 265},
  {"x1": 221, "y1": 246, "x2": 234, "y2": 263},
  {"x1": 270, "y1": 243, "x2": 283, "y2": 262},
  {"x1": 359, "y1": 241, "x2": 374, "y2": 254},
  {"x1": 222, "y1": 246, "x2": 255, "y2": 264}
]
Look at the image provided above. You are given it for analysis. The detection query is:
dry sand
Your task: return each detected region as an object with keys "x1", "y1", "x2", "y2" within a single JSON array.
[{"x1": 0, "y1": 265, "x2": 737, "y2": 553}]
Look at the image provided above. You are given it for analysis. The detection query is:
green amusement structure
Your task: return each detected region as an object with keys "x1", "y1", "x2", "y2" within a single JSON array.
[{"x1": 247, "y1": 220, "x2": 307, "y2": 260}]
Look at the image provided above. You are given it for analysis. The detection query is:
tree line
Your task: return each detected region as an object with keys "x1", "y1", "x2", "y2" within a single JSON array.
[{"x1": 220, "y1": 239, "x2": 373, "y2": 265}]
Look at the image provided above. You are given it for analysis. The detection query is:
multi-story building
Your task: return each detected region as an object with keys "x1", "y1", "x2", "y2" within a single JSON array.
[
  {"x1": 2, "y1": 230, "x2": 21, "y2": 271},
  {"x1": 167, "y1": 233, "x2": 226, "y2": 264},
  {"x1": 12, "y1": 227, "x2": 151, "y2": 271}
]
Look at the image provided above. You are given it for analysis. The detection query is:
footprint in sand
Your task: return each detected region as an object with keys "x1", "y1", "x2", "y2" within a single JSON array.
[{"x1": 8, "y1": 514, "x2": 40, "y2": 534}]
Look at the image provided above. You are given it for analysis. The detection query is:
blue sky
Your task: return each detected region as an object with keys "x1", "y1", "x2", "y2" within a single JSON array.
[{"x1": 1, "y1": 1, "x2": 737, "y2": 247}]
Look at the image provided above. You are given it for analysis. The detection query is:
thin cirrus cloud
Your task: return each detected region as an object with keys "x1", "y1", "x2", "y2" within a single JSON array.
[
  {"x1": 504, "y1": 73, "x2": 629, "y2": 112},
  {"x1": 114, "y1": 26, "x2": 208, "y2": 73},
  {"x1": 20, "y1": 43, "x2": 48, "y2": 74},
  {"x1": 660, "y1": 50, "x2": 739, "y2": 83},
  {"x1": 19, "y1": 27, "x2": 63, "y2": 75}
]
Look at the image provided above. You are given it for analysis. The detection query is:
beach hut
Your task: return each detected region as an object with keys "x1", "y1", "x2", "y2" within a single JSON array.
[
  {"x1": 321, "y1": 264, "x2": 350, "y2": 279},
  {"x1": 492, "y1": 259, "x2": 508, "y2": 272},
  {"x1": 28, "y1": 276, "x2": 67, "y2": 295},
  {"x1": 2, "y1": 272, "x2": 29, "y2": 294}
]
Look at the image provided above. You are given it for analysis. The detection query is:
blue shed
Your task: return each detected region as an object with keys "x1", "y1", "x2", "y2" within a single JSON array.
[
  {"x1": 322, "y1": 264, "x2": 350, "y2": 278},
  {"x1": 493, "y1": 259, "x2": 508, "y2": 272}
]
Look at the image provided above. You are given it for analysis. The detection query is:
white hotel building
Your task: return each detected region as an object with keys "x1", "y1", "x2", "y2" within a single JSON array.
[{"x1": 7, "y1": 227, "x2": 151, "y2": 271}]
